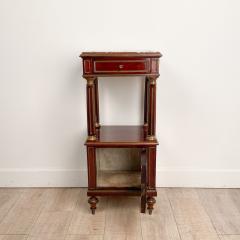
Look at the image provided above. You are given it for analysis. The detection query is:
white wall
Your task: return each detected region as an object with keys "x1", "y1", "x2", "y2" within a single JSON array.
[{"x1": 0, "y1": 0, "x2": 240, "y2": 187}]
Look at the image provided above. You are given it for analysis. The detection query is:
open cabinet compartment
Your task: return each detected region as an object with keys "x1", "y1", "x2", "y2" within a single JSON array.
[{"x1": 96, "y1": 148, "x2": 141, "y2": 188}]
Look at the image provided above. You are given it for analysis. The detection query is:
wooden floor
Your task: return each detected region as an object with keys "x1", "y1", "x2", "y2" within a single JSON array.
[{"x1": 0, "y1": 188, "x2": 239, "y2": 240}]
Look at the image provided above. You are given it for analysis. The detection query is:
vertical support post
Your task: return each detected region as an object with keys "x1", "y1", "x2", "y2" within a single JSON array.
[
  {"x1": 85, "y1": 77, "x2": 97, "y2": 141},
  {"x1": 87, "y1": 146, "x2": 97, "y2": 189},
  {"x1": 87, "y1": 145, "x2": 98, "y2": 214},
  {"x1": 146, "y1": 146, "x2": 156, "y2": 214},
  {"x1": 143, "y1": 77, "x2": 149, "y2": 139},
  {"x1": 141, "y1": 148, "x2": 147, "y2": 213},
  {"x1": 147, "y1": 147, "x2": 156, "y2": 189},
  {"x1": 146, "y1": 76, "x2": 157, "y2": 141},
  {"x1": 94, "y1": 78, "x2": 100, "y2": 139},
  {"x1": 94, "y1": 78, "x2": 100, "y2": 128}
]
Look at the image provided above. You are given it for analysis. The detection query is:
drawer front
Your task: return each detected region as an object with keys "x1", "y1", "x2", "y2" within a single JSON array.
[{"x1": 93, "y1": 59, "x2": 150, "y2": 74}]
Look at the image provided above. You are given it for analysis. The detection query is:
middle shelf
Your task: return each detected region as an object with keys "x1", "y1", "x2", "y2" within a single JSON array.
[{"x1": 85, "y1": 125, "x2": 158, "y2": 147}]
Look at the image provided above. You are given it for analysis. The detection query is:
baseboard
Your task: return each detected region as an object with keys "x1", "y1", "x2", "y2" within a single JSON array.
[
  {"x1": 156, "y1": 168, "x2": 240, "y2": 188},
  {"x1": 0, "y1": 168, "x2": 240, "y2": 188},
  {"x1": 0, "y1": 169, "x2": 88, "y2": 187}
]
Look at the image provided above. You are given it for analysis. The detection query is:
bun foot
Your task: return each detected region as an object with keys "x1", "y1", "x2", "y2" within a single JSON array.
[
  {"x1": 147, "y1": 197, "x2": 156, "y2": 215},
  {"x1": 88, "y1": 196, "x2": 99, "y2": 214}
]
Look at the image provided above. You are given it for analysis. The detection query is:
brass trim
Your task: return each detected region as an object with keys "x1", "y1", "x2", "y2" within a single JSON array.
[
  {"x1": 85, "y1": 77, "x2": 96, "y2": 86},
  {"x1": 95, "y1": 122, "x2": 101, "y2": 128},
  {"x1": 147, "y1": 76, "x2": 157, "y2": 85},
  {"x1": 87, "y1": 135, "x2": 97, "y2": 141},
  {"x1": 146, "y1": 135, "x2": 156, "y2": 141},
  {"x1": 87, "y1": 79, "x2": 94, "y2": 86},
  {"x1": 149, "y1": 79, "x2": 156, "y2": 85}
]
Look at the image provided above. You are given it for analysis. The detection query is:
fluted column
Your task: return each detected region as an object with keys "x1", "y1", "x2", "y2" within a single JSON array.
[
  {"x1": 146, "y1": 76, "x2": 157, "y2": 141},
  {"x1": 143, "y1": 77, "x2": 149, "y2": 138},
  {"x1": 85, "y1": 77, "x2": 97, "y2": 141}
]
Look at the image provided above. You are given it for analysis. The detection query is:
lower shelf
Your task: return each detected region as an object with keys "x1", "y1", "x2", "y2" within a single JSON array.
[
  {"x1": 87, "y1": 188, "x2": 157, "y2": 197},
  {"x1": 97, "y1": 170, "x2": 141, "y2": 188},
  {"x1": 88, "y1": 189, "x2": 141, "y2": 196}
]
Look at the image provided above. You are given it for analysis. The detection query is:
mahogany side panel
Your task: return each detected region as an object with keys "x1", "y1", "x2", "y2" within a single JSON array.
[
  {"x1": 87, "y1": 146, "x2": 97, "y2": 189},
  {"x1": 147, "y1": 147, "x2": 157, "y2": 190}
]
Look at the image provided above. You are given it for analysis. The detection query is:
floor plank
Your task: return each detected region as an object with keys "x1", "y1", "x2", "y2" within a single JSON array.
[
  {"x1": 69, "y1": 212, "x2": 105, "y2": 235},
  {"x1": 219, "y1": 235, "x2": 240, "y2": 240},
  {"x1": 141, "y1": 189, "x2": 181, "y2": 240},
  {"x1": 29, "y1": 211, "x2": 72, "y2": 236},
  {"x1": 198, "y1": 189, "x2": 240, "y2": 234},
  {"x1": 228, "y1": 189, "x2": 240, "y2": 213},
  {"x1": 13, "y1": 189, "x2": 47, "y2": 210},
  {"x1": 0, "y1": 235, "x2": 28, "y2": 240},
  {"x1": 104, "y1": 197, "x2": 142, "y2": 240},
  {"x1": 66, "y1": 235, "x2": 103, "y2": 240},
  {"x1": 104, "y1": 232, "x2": 141, "y2": 240},
  {"x1": 0, "y1": 209, "x2": 42, "y2": 234},
  {"x1": 0, "y1": 189, "x2": 22, "y2": 223},
  {"x1": 167, "y1": 188, "x2": 219, "y2": 240},
  {"x1": 27, "y1": 235, "x2": 65, "y2": 240},
  {"x1": 43, "y1": 188, "x2": 81, "y2": 212},
  {"x1": 0, "y1": 189, "x2": 48, "y2": 234},
  {"x1": 68, "y1": 190, "x2": 106, "y2": 235}
]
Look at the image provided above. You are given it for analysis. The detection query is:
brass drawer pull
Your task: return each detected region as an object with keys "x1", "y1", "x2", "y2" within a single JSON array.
[{"x1": 118, "y1": 64, "x2": 124, "y2": 69}]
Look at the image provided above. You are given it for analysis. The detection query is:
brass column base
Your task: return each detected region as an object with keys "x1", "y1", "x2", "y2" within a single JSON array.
[
  {"x1": 95, "y1": 122, "x2": 101, "y2": 128},
  {"x1": 87, "y1": 135, "x2": 97, "y2": 141},
  {"x1": 146, "y1": 135, "x2": 156, "y2": 141}
]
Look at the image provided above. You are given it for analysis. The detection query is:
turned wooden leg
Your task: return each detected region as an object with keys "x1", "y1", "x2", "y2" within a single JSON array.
[
  {"x1": 147, "y1": 197, "x2": 156, "y2": 215},
  {"x1": 88, "y1": 196, "x2": 99, "y2": 214}
]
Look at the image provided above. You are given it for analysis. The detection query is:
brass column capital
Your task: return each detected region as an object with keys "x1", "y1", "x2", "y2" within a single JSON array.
[{"x1": 85, "y1": 77, "x2": 97, "y2": 86}]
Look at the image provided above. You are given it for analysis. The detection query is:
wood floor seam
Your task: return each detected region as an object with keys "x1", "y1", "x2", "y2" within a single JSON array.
[
  {"x1": 64, "y1": 190, "x2": 82, "y2": 239},
  {"x1": 0, "y1": 190, "x2": 23, "y2": 227},
  {"x1": 196, "y1": 189, "x2": 221, "y2": 240},
  {"x1": 165, "y1": 188, "x2": 183, "y2": 240}
]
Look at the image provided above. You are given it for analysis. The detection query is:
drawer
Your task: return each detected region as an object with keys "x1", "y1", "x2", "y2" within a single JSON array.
[{"x1": 93, "y1": 59, "x2": 150, "y2": 74}]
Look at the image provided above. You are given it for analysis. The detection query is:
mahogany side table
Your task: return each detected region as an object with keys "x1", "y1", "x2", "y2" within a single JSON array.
[{"x1": 80, "y1": 52, "x2": 162, "y2": 214}]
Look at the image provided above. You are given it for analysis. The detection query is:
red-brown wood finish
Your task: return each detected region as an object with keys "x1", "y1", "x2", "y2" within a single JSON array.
[
  {"x1": 85, "y1": 126, "x2": 158, "y2": 148},
  {"x1": 86, "y1": 77, "x2": 97, "y2": 141},
  {"x1": 143, "y1": 77, "x2": 149, "y2": 139},
  {"x1": 81, "y1": 52, "x2": 161, "y2": 77},
  {"x1": 93, "y1": 59, "x2": 150, "y2": 74},
  {"x1": 147, "y1": 76, "x2": 157, "y2": 140},
  {"x1": 94, "y1": 78, "x2": 100, "y2": 127},
  {"x1": 86, "y1": 147, "x2": 97, "y2": 189},
  {"x1": 80, "y1": 52, "x2": 162, "y2": 215},
  {"x1": 141, "y1": 149, "x2": 147, "y2": 213}
]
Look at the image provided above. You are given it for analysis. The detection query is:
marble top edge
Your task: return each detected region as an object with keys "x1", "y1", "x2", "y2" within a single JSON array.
[{"x1": 80, "y1": 51, "x2": 162, "y2": 58}]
